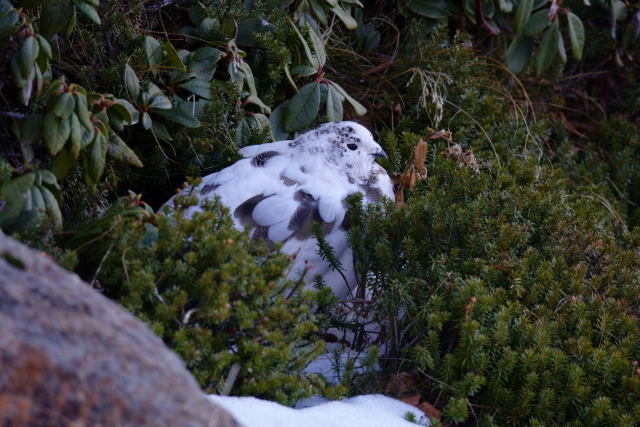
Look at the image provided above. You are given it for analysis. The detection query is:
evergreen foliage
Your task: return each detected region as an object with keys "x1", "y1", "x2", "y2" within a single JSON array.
[
  {"x1": 349, "y1": 141, "x2": 640, "y2": 424},
  {"x1": 87, "y1": 192, "x2": 337, "y2": 404}
]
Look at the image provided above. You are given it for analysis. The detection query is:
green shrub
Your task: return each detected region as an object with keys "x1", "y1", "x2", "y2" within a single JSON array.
[
  {"x1": 84, "y1": 193, "x2": 337, "y2": 404},
  {"x1": 349, "y1": 139, "x2": 640, "y2": 424}
]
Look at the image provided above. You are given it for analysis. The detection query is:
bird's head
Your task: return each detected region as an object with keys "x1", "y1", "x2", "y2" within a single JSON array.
[{"x1": 291, "y1": 121, "x2": 387, "y2": 179}]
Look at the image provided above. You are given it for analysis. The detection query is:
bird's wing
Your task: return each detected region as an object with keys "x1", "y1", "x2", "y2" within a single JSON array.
[{"x1": 239, "y1": 140, "x2": 293, "y2": 158}]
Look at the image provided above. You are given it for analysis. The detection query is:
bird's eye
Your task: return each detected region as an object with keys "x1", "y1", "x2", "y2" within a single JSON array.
[{"x1": 347, "y1": 143, "x2": 358, "y2": 150}]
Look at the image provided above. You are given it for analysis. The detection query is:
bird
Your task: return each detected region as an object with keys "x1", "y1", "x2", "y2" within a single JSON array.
[{"x1": 163, "y1": 121, "x2": 394, "y2": 299}]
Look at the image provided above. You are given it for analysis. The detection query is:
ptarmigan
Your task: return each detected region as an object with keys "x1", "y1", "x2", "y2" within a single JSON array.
[{"x1": 163, "y1": 121, "x2": 394, "y2": 298}]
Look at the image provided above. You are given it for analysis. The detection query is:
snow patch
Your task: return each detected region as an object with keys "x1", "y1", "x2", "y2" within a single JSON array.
[{"x1": 209, "y1": 394, "x2": 429, "y2": 427}]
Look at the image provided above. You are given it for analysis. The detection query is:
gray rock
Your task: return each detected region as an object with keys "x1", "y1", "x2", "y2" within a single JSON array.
[{"x1": 0, "y1": 234, "x2": 239, "y2": 427}]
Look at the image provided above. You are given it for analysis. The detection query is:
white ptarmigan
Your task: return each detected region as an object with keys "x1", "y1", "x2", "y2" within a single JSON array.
[{"x1": 163, "y1": 121, "x2": 394, "y2": 299}]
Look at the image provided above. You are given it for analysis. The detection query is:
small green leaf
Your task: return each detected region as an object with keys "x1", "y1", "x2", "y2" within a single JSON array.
[
  {"x1": 19, "y1": 36, "x2": 38, "y2": 76},
  {"x1": 52, "y1": 147, "x2": 75, "y2": 180},
  {"x1": 52, "y1": 92, "x2": 76, "y2": 118},
  {"x1": 142, "y1": 112, "x2": 152, "y2": 130},
  {"x1": 566, "y1": 12, "x2": 585, "y2": 60},
  {"x1": 40, "y1": 0, "x2": 73, "y2": 37},
  {"x1": 155, "y1": 106, "x2": 200, "y2": 128},
  {"x1": 307, "y1": 24, "x2": 326, "y2": 67},
  {"x1": 13, "y1": 114, "x2": 43, "y2": 143},
  {"x1": 108, "y1": 131, "x2": 143, "y2": 167},
  {"x1": 330, "y1": 81, "x2": 366, "y2": 116},
  {"x1": 76, "y1": 2, "x2": 100, "y2": 25},
  {"x1": 235, "y1": 118, "x2": 251, "y2": 147},
  {"x1": 87, "y1": 131, "x2": 107, "y2": 183},
  {"x1": 179, "y1": 78, "x2": 212, "y2": 99},
  {"x1": 69, "y1": 113, "x2": 82, "y2": 158},
  {"x1": 325, "y1": 84, "x2": 343, "y2": 122},
  {"x1": 515, "y1": 0, "x2": 534, "y2": 33},
  {"x1": 291, "y1": 64, "x2": 319, "y2": 77},
  {"x1": 505, "y1": 34, "x2": 533, "y2": 73},
  {"x1": 284, "y1": 82, "x2": 321, "y2": 132},
  {"x1": 0, "y1": 173, "x2": 35, "y2": 227},
  {"x1": 40, "y1": 185, "x2": 62, "y2": 229},
  {"x1": 331, "y1": 4, "x2": 357, "y2": 29},
  {"x1": 523, "y1": 9, "x2": 550, "y2": 36},
  {"x1": 269, "y1": 100, "x2": 289, "y2": 141},
  {"x1": 535, "y1": 20, "x2": 560, "y2": 75},
  {"x1": 163, "y1": 40, "x2": 186, "y2": 72},
  {"x1": 557, "y1": 32, "x2": 567, "y2": 63},
  {"x1": 124, "y1": 64, "x2": 140, "y2": 100},
  {"x1": 148, "y1": 94, "x2": 172, "y2": 110},
  {"x1": 151, "y1": 120, "x2": 172, "y2": 142},
  {"x1": 289, "y1": 20, "x2": 319, "y2": 69},
  {"x1": 144, "y1": 36, "x2": 163, "y2": 71},
  {"x1": 407, "y1": 0, "x2": 449, "y2": 19},
  {"x1": 43, "y1": 112, "x2": 68, "y2": 155}
]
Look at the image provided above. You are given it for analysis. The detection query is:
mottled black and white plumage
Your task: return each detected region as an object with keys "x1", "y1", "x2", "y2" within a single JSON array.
[{"x1": 165, "y1": 121, "x2": 394, "y2": 298}]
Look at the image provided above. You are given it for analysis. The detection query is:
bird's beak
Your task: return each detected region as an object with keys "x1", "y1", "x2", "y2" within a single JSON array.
[{"x1": 373, "y1": 149, "x2": 388, "y2": 159}]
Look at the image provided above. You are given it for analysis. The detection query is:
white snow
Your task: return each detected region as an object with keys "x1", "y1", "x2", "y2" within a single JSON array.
[{"x1": 209, "y1": 394, "x2": 429, "y2": 427}]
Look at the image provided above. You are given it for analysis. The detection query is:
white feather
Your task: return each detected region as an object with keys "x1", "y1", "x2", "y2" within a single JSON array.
[{"x1": 162, "y1": 121, "x2": 394, "y2": 298}]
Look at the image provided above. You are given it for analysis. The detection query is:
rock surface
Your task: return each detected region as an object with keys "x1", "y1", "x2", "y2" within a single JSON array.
[{"x1": 0, "y1": 234, "x2": 239, "y2": 427}]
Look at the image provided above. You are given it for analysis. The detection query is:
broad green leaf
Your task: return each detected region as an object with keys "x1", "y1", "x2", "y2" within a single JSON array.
[
  {"x1": 43, "y1": 112, "x2": 68, "y2": 155},
  {"x1": 567, "y1": 12, "x2": 585, "y2": 60},
  {"x1": 407, "y1": 0, "x2": 449, "y2": 19},
  {"x1": 331, "y1": 4, "x2": 357, "y2": 30},
  {"x1": 290, "y1": 20, "x2": 319, "y2": 69},
  {"x1": 290, "y1": 64, "x2": 317, "y2": 77},
  {"x1": 179, "y1": 78, "x2": 212, "y2": 99},
  {"x1": 40, "y1": 185, "x2": 62, "y2": 229},
  {"x1": 114, "y1": 98, "x2": 138, "y2": 124},
  {"x1": 142, "y1": 112, "x2": 152, "y2": 130},
  {"x1": 70, "y1": 113, "x2": 82, "y2": 157},
  {"x1": 76, "y1": 2, "x2": 100, "y2": 25},
  {"x1": 235, "y1": 118, "x2": 252, "y2": 147},
  {"x1": 557, "y1": 32, "x2": 567, "y2": 63},
  {"x1": 309, "y1": 0, "x2": 328, "y2": 25},
  {"x1": 505, "y1": 34, "x2": 533, "y2": 73},
  {"x1": 151, "y1": 121, "x2": 172, "y2": 141},
  {"x1": 269, "y1": 100, "x2": 289, "y2": 141},
  {"x1": 284, "y1": 82, "x2": 321, "y2": 132},
  {"x1": 245, "y1": 95, "x2": 271, "y2": 115},
  {"x1": 163, "y1": 40, "x2": 186, "y2": 72},
  {"x1": 148, "y1": 94, "x2": 172, "y2": 110},
  {"x1": 523, "y1": 9, "x2": 550, "y2": 36},
  {"x1": 155, "y1": 106, "x2": 201, "y2": 128},
  {"x1": 13, "y1": 114, "x2": 43, "y2": 143},
  {"x1": 0, "y1": 173, "x2": 35, "y2": 227},
  {"x1": 124, "y1": 64, "x2": 140, "y2": 99},
  {"x1": 52, "y1": 92, "x2": 76, "y2": 118},
  {"x1": 87, "y1": 131, "x2": 107, "y2": 182},
  {"x1": 515, "y1": 0, "x2": 534, "y2": 33},
  {"x1": 19, "y1": 36, "x2": 38, "y2": 76},
  {"x1": 10, "y1": 55, "x2": 26, "y2": 88},
  {"x1": 74, "y1": 93, "x2": 93, "y2": 129},
  {"x1": 40, "y1": 0, "x2": 72, "y2": 37},
  {"x1": 535, "y1": 20, "x2": 559, "y2": 75},
  {"x1": 52, "y1": 147, "x2": 75, "y2": 180},
  {"x1": 307, "y1": 23, "x2": 326, "y2": 66},
  {"x1": 330, "y1": 81, "x2": 366, "y2": 116},
  {"x1": 108, "y1": 131, "x2": 143, "y2": 167},
  {"x1": 144, "y1": 36, "x2": 163, "y2": 71},
  {"x1": 325, "y1": 84, "x2": 343, "y2": 122},
  {"x1": 35, "y1": 34, "x2": 52, "y2": 59}
]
